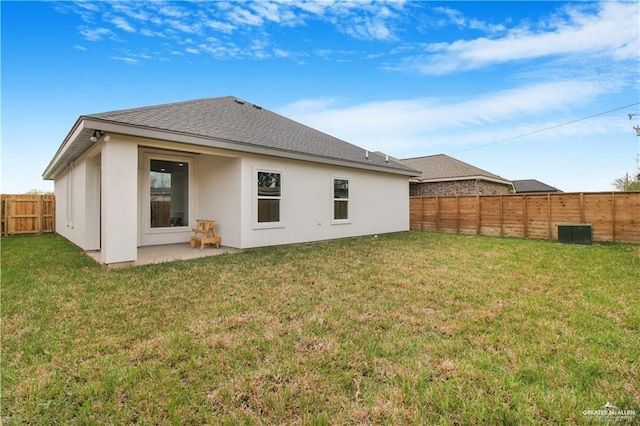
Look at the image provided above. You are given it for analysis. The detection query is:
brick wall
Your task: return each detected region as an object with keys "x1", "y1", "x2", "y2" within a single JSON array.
[{"x1": 410, "y1": 179, "x2": 512, "y2": 197}]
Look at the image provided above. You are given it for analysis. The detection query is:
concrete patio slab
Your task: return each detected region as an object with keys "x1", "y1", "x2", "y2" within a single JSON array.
[{"x1": 86, "y1": 243, "x2": 241, "y2": 266}]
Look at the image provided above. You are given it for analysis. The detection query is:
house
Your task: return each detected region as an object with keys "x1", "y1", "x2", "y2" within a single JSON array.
[
  {"x1": 512, "y1": 179, "x2": 562, "y2": 193},
  {"x1": 43, "y1": 97, "x2": 418, "y2": 266},
  {"x1": 400, "y1": 154, "x2": 514, "y2": 196}
]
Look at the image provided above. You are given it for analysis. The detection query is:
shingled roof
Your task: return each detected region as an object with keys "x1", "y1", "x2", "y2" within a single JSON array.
[
  {"x1": 44, "y1": 96, "x2": 418, "y2": 179},
  {"x1": 400, "y1": 154, "x2": 513, "y2": 185},
  {"x1": 512, "y1": 179, "x2": 562, "y2": 193}
]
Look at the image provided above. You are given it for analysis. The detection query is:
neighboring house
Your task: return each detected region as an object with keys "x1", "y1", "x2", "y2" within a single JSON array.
[
  {"x1": 512, "y1": 179, "x2": 562, "y2": 193},
  {"x1": 43, "y1": 96, "x2": 418, "y2": 266},
  {"x1": 401, "y1": 154, "x2": 514, "y2": 196}
]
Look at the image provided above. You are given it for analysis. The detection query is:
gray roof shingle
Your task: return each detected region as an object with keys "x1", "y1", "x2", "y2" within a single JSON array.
[
  {"x1": 512, "y1": 179, "x2": 562, "y2": 193},
  {"x1": 400, "y1": 154, "x2": 512, "y2": 184},
  {"x1": 83, "y1": 96, "x2": 417, "y2": 175}
]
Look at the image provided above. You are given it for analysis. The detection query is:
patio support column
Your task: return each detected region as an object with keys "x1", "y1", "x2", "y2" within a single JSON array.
[{"x1": 101, "y1": 137, "x2": 137, "y2": 265}]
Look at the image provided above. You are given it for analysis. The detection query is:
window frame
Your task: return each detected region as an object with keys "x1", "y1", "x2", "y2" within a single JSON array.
[
  {"x1": 332, "y1": 176, "x2": 351, "y2": 224},
  {"x1": 254, "y1": 169, "x2": 284, "y2": 229},
  {"x1": 143, "y1": 151, "x2": 194, "y2": 234}
]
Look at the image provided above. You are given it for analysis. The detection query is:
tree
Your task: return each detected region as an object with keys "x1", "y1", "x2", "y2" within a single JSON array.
[
  {"x1": 25, "y1": 189, "x2": 53, "y2": 195},
  {"x1": 150, "y1": 171, "x2": 171, "y2": 189},
  {"x1": 612, "y1": 173, "x2": 640, "y2": 191}
]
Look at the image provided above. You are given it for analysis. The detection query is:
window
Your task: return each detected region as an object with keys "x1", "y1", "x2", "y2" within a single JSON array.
[
  {"x1": 150, "y1": 159, "x2": 189, "y2": 228},
  {"x1": 257, "y1": 171, "x2": 281, "y2": 223},
  {"x1": 333, "y1": 178, "x2": 349, "y2": 220}
]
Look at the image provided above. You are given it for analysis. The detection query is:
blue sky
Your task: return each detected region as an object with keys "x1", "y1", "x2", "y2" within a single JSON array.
[{"x1": 2, "y1": 0, "x2": 639, "y2": 193}]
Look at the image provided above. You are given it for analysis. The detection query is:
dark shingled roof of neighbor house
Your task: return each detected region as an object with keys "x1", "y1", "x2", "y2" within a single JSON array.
[
  {"x1": 512, "y1": 179, "x2": 562, "y2": 193},
  {"x1": 400, "y1": 154, "x2": 512, "y2": 184},
  {"x1": 84, "y1": 96, "x2": 418, "y2": 175}
]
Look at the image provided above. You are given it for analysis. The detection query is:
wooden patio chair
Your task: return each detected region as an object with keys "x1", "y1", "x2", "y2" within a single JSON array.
[{"x1": 190, "y1": 219, "x2": 222, "y2": 250}]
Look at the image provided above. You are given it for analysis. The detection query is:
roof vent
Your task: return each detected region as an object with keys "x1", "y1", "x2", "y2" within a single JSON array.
[
  {"x1": 234, "y1": 99, "x2": 245, "y2": 105},
  {"x1": 252, "y1": 104, "x2": 263, "y2": 110}
]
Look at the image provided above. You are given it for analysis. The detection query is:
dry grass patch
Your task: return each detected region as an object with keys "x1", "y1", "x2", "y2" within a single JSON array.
[{"x1": 2, "y1": 232, "x2": 639, "y2": 424}]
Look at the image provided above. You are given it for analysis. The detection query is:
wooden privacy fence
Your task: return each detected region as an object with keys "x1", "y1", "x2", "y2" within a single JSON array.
[
  {"x1": 410, "y1": 192, "x2": 640, "y2": 244},
  {"x1": 1, "y1": 194, "x2": 55, "y2": 236}
]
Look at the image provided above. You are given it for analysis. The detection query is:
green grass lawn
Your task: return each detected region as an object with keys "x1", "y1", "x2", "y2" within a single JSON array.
[{"x1": 2, "y1": 232, "x2": 638, "y2": 424}]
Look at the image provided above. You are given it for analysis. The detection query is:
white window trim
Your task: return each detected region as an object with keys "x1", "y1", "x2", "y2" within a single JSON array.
[
  {"x1": 254, "y1": 168, "x2": 284, "y2": 229},
  {"x1": 142, "y1": 151, "x2": 195, "y2": 235},
  {"x1": 331, "y1": 175, "x2": 351, "y2": 225}
]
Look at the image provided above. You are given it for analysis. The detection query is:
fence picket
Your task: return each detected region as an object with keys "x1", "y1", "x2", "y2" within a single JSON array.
[
  {"x1": 410, "y1": 192, "x2": 640, "y2": 243},
  {"x1": 1, "y1": 194, "x2": 55, "y2": 236}
]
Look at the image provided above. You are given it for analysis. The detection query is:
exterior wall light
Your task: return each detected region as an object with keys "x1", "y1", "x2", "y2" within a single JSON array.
[{"x1": 90, "y1": 130, "x2": 111, "y2": 142}]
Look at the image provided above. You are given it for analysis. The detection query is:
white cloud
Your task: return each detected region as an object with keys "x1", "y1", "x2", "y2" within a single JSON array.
[
  {"x1": 74, "y1": 1, "x2": 100, "y2": 13},
  {"x1": 206, "y1": 20, "x2": 236, "y2": 33},
  {"x1": 110, "y1": 16, "x2": 136, "y2": 33},
  {"x1": 294, "y1": 1, "x2": 330, "y2": 16},
  {"x1": 166, "y1": 19, "x2": 201, "y2": 34},
  {"x1": 196, "y1": 39, "x2": 243, "y2": 59},
  {"x1": 277, "y1": 79, "x2": 615, "y2": 154},
  {"x1": 432, "y1": 6, "x2": 505, "y2": 33},
  {"x1": 333, "y1": 2, "x2": 408, "y2": 41},
  {"x1": 62, "y1": 1, "x2": 638, "y2": 70},
  {"x1": 111, "y1": 3, "x2": 150, "y2": 22},
  {"x1": 62, "y1": 1, "x2": 414, "y2": 62},
  {"x1": 274, "y1": 48, "x2": 292, "y2": 58},
  {"x1": 228, "y1": 7, "x2": 264, "y2": 26},
  {"x1": 111, "y1": 56, "x2": 139, "y2": 64},
  {"x1": 250, "y1": 2, "x2": 282, "y2": 23},
  {"x1": 158, "y1": 5, "x2": 189, "y2": 19},
  {"x1": 140, "y1": 28, "x2": 167, "y2": 38},
  {"x1": 401, "y1": 2, "x2": 639, "y2": 75},
  {"x1": 79, "y1": 27, "x2": 117, "y2": 41},
  {"x1": 432, "y1": 6, "x2": 467, "y2": 28},
  {"x1": 346, "y1": 16, "x2": 395, "y2": 41}
]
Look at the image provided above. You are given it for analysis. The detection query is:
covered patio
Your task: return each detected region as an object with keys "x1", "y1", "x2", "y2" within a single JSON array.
[{"x1": 86, "y1": 243, "x2": 241, "y2": 267}]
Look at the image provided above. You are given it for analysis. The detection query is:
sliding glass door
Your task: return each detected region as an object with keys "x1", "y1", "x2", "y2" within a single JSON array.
[{"x1": 149, "y1": 159, "x2": 189, "y2": 228}]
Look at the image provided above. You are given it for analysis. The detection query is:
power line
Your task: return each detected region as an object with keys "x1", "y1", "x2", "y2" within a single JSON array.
[{"x1": 451, "y1": 102, "x2": 640, "y2": 154}]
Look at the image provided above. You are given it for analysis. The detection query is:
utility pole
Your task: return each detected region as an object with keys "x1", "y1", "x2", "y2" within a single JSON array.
[{"x1": 629, "y1": 113, "x2": 640, "y2": 180}]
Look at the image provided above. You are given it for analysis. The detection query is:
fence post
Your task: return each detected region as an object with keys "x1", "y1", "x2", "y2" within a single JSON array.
[
  {"x1": 456, "y1": 196, "x2": 460, "y2": 234},
  {"x1": 547, "y1": 193, "x2": 552, "y2": 240},
  {"x1": 37, "y1": 196, "x2": 43, "y2": 235},
  {"x1": 611, "y1": 192, "x2": 616, "y2": 242},
  {"x1": 476, "y1": 195, "x2": 481, "y2": 235},
  {"x1": 51, "y1": 196, "x2": 56, "y2": 233},
  {"x1": 523, "y1": 195, "x2": 528, "y2": 238},
  {"x1": 1, "y1": 196, "x2": 6, "y2": 236},
  {"x1": 7, "y1": 197, "x2": 13, "y2": 235},
  {"x1": 499, "y1": 195, "x2": 504, "y2": 237}
]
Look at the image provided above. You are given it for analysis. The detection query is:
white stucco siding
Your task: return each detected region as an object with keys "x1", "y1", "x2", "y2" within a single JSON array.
[
  {"x1": 196, "y1": 155, "x2": 242, "y2": 248},
  {"x1": 54, "y1": 160, "x2": 90, "y2": 249},
  {"x1": 53, "y1": 135, "x2": 410, "y2": 261},
  {"x1": 84, "y1": 155, "x2": 101, "y2": 251},
  {"x1": 239, "y1": 155, "x2": 409, "y2": 248},
  {"x1": 101, "y1": 137, "x2": 138, "y2": 264}
]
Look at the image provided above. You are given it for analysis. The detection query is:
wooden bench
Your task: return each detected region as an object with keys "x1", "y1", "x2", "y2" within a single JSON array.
[{"x1": 190, "y1": 219, "x2": 222, "y2": 250}]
